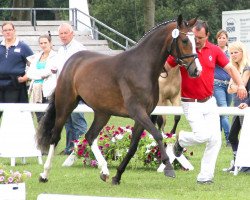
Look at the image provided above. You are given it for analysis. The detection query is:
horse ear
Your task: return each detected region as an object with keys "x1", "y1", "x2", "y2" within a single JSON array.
[
  {"x1": 188, "y1": 16, "x2": 198, "y2": 27},
  {"x1": 177, "y1": 14, "x2": 183, "y2": 27}
]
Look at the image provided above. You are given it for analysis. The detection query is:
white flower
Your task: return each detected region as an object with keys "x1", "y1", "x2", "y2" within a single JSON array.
[{"x1": 115, "y1": 134, "x2": 123, "y2": 140}]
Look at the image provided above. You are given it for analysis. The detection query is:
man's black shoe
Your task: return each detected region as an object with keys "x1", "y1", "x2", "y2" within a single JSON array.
[
  {"x1": 197, "y1": 180, "x2": 213, "y2": 184},
  {"x1": 173, "y1": 140, "x2": 183, "y2": 157}
]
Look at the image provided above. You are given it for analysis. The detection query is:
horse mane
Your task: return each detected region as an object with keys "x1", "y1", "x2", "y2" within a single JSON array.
[{"x1": 136, "y1": 19, "x2": 176, "y2": 45}]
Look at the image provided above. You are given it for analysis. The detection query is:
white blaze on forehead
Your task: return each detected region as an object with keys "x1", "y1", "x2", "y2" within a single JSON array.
[{"x1": 187, "y1": 32, "x2": 202, "y2": 72}]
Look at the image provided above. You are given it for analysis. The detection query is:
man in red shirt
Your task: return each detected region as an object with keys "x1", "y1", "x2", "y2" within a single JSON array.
[{"x1": 166, "y1": 20, "x2": 247, "y2": 184}]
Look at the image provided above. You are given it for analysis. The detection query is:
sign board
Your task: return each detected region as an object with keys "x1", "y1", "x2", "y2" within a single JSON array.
[
  {"x1": 0, "y1": 108, "x2": 42, "y2": 166},
  {"x1": 222, "y1": 9, "x2": 250, "y2": 51}
]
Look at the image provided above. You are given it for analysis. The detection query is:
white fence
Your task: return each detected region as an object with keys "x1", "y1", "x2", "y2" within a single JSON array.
[
  {"x1": 0, "y1": 103, "x2": 249, "y2": 173},
  {"x1": 0, "y1": 103, "x2": 249, "y2": 115}
]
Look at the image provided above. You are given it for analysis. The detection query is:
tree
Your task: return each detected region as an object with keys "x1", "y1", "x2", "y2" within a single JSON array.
[
  {"x1": 11, "y1": 0, "x2": 34, "y2": 20},
  {"x1": 143, "y1": 0, "x2": 155, "y2": 32}
]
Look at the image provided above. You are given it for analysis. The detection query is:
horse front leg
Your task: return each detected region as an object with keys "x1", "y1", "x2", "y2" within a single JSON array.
[
  {"x1": 91, "y1": 138, "x2": 110, "y2": 181},
  {"x1": 39, "y1": 144, "x2": 55, "y2": 182},
  {"x1": 112, "y1": 122, "x2": 144, "y2": 185},
  {"x1": 85, "y1": 112, "x2": 111, "y2": 182},
  {"x1": 134, "y1": 109, "x2": 175, "y2": 178}
]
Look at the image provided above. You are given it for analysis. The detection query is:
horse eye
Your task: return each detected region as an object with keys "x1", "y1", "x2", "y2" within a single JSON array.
[{"x1": 182, "y1": 38, "x2": 189, "y2": 45}]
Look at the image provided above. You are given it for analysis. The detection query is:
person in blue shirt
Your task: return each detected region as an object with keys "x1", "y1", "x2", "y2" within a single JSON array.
[
  {"x1": 0, "y1": 22, "x2": 33, "y2": 117},
  {"x1": 213, "y1": 30, "x2": 232, "y2": 146}
]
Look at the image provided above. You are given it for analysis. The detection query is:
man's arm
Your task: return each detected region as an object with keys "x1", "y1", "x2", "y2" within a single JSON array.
[
  {"x1": 164, "y1": 55, "x2": 179, "y2": 71},
  {"x1": 224, "y1": 63, "x2": 247, "y2": 99}
]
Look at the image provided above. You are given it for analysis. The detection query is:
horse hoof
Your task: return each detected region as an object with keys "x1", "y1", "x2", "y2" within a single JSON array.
[
  {"x1": 100, "y1": 173, "x2": 109, "y2": 182},
  {"x1": 164, "y1": 169, "x2": 176, "y2": 178},
  {"x1": 39, "y1": 176, "x2": 48, "y2": 183},
  {"x1": 111, "y1": 177, "x2": 120, "y2": 185}
]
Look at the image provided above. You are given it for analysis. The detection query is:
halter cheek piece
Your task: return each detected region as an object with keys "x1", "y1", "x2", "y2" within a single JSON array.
[{"x1": 168, "y1": 28, "x2": 198, "y2": 72}]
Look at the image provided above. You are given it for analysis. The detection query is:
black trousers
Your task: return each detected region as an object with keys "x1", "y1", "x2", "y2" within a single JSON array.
[
  {"x1": 228, "y1": 116, "x2": 242, "y2": 152},
  {"x1": 0, "y1": 85, "x2": 28, "y2": 118}
]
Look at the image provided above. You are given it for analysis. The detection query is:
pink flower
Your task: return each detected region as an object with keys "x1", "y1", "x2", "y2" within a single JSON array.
[
  {"x1": 24, "y1": 171, "x2": 32, "y2": 178},
  {"x1": 99, "y1": 137, "x2": 104, "y2": 141},
  {"x1": 105, "y1": 126, "x2": 111, "y2": 131},
  {"x1": 0, "y1": 176, "x2": 4, "y2": 182},
  {"x1": 105, "y1": 143, "x2": 110, "y2": 148},
  {"x1": 8, "y1": 177, "x2": 14, "y2": 183},
  {"x1": 90, "y1": 160, "x2": 98, "y2": 167}
]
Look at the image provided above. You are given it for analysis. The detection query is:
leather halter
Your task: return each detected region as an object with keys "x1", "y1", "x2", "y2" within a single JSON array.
[{"x1": 168, "y1": 29, "x2": 198, "y2": 72}]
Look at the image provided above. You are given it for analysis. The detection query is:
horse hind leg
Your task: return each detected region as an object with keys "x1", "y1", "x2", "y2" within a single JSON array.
[
  {"x1": 170, "y1": 115, "x2": 181, "y2": 134},
  {"x1": 85, "y1": 112, "x2": 111, "y2": 182},
  {"x1": 112, "y1": 122, "x2": 144, "y2": 185},
  {"x1": 156, "y1": 115, "x2": 166, "y2": 133}
]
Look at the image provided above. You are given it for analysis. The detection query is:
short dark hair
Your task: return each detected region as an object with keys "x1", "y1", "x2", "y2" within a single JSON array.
[{"x1": 194, "y1": 20, "x2": 209, "y2": 35}]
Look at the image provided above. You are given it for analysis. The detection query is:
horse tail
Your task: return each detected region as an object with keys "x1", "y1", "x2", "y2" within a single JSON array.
[{"x1": 36, "y1": 92, "x2": 56, "y2": 153}]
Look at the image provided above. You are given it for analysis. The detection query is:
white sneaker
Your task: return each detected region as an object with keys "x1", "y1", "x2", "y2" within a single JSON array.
[
  {"x1": 222, "y1": 160, "x2": 235, "y2": 173},
  {"x1": 62, "y1": 153, "x2": 77, "y2": 167}
]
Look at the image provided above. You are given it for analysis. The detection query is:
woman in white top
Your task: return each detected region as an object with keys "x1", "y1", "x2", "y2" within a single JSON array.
[{"x1": 27, "y1": 34, "x2": 57, "y2": 122}]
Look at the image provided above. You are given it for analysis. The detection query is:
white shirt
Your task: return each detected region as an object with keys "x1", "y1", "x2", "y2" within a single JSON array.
[
  {"x1": 56, "y1": 39, "x2": 87, "y2": 75},
  {"x1": 27, "y1": 50, "x2": 57, "y2": 97}
]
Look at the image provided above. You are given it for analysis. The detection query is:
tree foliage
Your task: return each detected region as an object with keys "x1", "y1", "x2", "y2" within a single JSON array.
[
  {"x1": 89, "y1": 0, "x2": 250, "y2": 43},
  {"x1": 1, "y1": 0, "x2": 249, "y2": 44}
]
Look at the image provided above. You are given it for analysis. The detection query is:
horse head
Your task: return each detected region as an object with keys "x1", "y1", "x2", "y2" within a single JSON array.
[{"x1": 168, "y1": 15, "x2": 202, "y2": 78}]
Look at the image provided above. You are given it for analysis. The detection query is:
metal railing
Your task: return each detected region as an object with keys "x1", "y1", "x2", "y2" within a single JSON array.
[{"x1": 0, "y1": 7, "x2": 136, "y2": 50}]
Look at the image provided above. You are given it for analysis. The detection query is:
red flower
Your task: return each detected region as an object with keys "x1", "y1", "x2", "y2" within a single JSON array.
[
  {"x1": 165, "y1": 133, "x2": 173, "y2": 138},
  {"x1": 141, "y1": 131, "x2": 147, "y2": 138},
  {"x1": 105, "y1": 143, "x2": 110, "y2": 148},
  {"x1": 77, "y1": 149, "x2": 84, "y2": 156}
]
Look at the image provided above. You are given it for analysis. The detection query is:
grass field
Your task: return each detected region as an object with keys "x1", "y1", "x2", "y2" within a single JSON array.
[{"x1": 0, "y1": 113, "x2": 249, "y2": 200}]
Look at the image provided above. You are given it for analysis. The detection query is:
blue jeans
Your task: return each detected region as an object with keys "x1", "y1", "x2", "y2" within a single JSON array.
[
  {"x1": 64, "y1": 112, "x2": 87, "y2": 154},
  {"x1": 213, "y1": 81, "x2": 232, "y2": 141}
]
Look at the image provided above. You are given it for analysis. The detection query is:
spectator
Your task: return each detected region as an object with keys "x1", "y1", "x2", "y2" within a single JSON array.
[
  {"x1": 26, "y1": 34, "x2": 57, "y2": 122},
  {"x1": 165, "y1": 20, "x2": 247, "y2": 184},
  {"x1": 56, "y1": 23, "x2": 88, "y2": 155},
  {"x1": 0, "y1": 21, "x2": 33, "y2": 117},
  {"x1": 213, "y1": 29, "x2": 232, "y2": 146},
  {"x1": 223, "y1": 41, "x2": 250, "y2": 173}
]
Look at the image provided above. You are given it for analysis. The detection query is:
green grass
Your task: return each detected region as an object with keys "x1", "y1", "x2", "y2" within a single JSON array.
[{"x1": 1, "y1": 113, "x2": 249, "y2": 200}]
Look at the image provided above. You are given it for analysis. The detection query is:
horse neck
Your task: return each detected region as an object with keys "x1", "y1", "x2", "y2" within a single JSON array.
[{"x1": 135, "y1": 27, "x2": 172, "y2": 78}]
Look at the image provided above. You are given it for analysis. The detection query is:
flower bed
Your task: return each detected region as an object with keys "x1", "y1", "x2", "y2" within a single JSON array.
[
  {"x1": 74, "y1": 125, "x2": 192, "y2": 169},
  {"x1": 0, "y1": 164, "x2": 31, "y2": 184},
  {"x1": 0, "y1": 164, "x2": 31, "y2": 200}
]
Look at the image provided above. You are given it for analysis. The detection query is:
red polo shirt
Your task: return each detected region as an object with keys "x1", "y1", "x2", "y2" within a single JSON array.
[{"x1": 168, "y1": 41, "x2": 229, "y2": 99}]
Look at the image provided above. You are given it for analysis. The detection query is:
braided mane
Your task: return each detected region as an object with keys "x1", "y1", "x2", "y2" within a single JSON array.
[{"x1": 137, "y1": 19, "x2": 176, "y2": 44}]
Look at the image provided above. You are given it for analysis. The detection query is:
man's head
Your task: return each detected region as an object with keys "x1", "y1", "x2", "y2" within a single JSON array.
[
  {"x1": 192, "y1": 20, "x2": 209, "y2": 50},
  {"x1": 58, "y1": 23, "x2": 74, "y2": 45}
]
